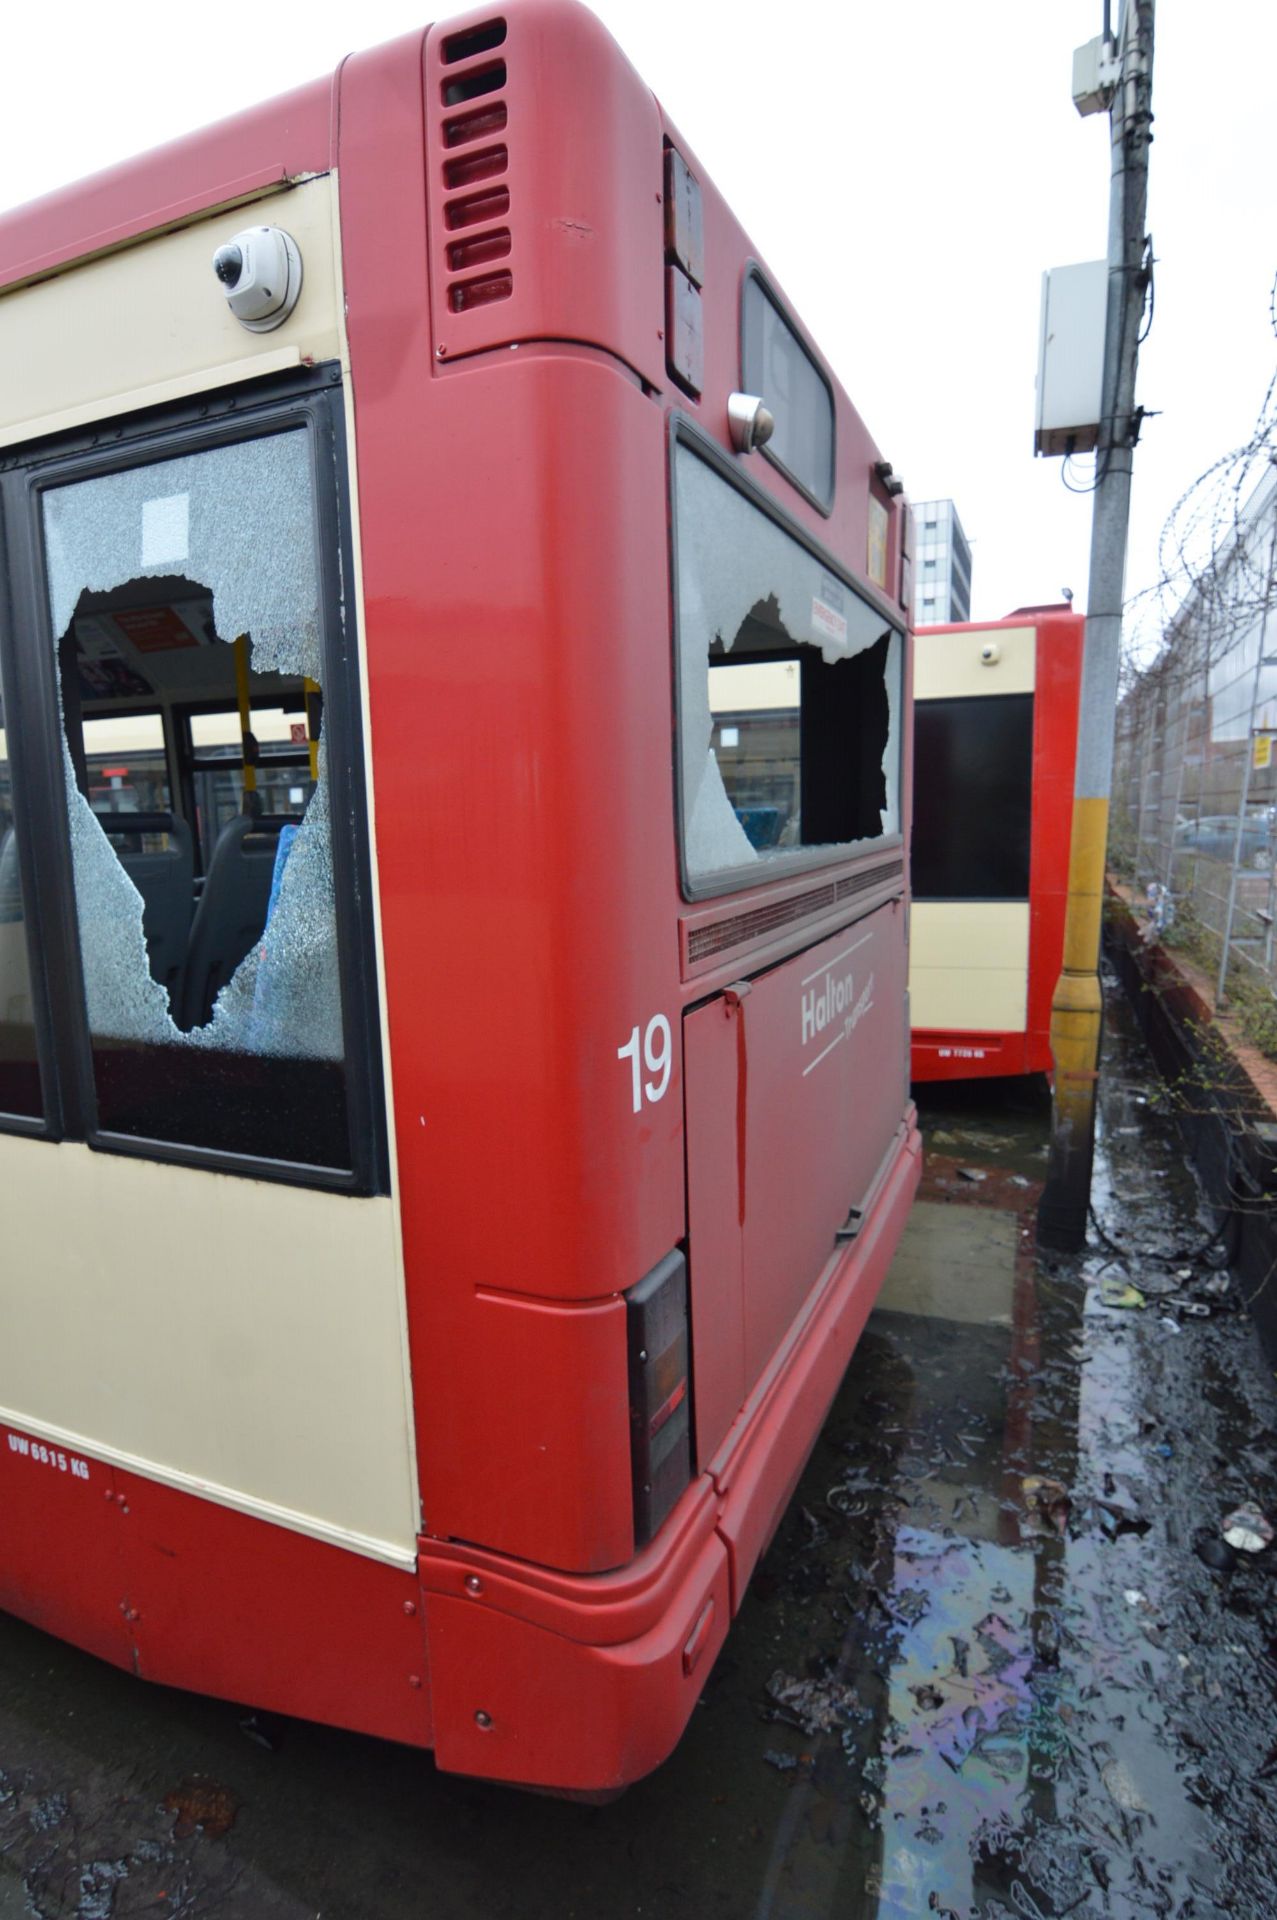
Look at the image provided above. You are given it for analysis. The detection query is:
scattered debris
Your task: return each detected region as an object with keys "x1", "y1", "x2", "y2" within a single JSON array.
[
  {"x1": 796, "y1": 1505, "x2": 828, "y2": 1551},
  {"x1": 237, "y1": 1713, "x2": 279, "y2": 1752},
  {"x1": 1102, "y1": 1758, "x2": 1150, "y2": 1814},
  {"x1": 162, "y1": 1776, "x2": 238, "y2": 1840},
  {"x1": 1031, "y1": 1611, "x2": 1061, "y2": 1667},
  {"x1": 765, "y1": 1670, "x2": 860, "y2": 1736},
  {"x1": 1084, "y1": 1491, "x2": 1152, "y2": 1540},
  {"x1": 957, "y1": 1168, "x2": 988, "y2": 1184},
  {"x1": 75, "y1": 1859, "x2": 130, "y2": 1920},
  {"x1": 1099, "y1": 1278, "x2": 1146, "y2": 1310},
  {"x1": 1222, "y1": 1506, "x2": 1274, "y2": 1554},
  {"x1": 1196, "y1": 1535, "x2": 1239, "y2": 1575},
  {"x1": 763, "y1": 1749, "x2": 800, "y2": 1773},
  {"x1": 1021, "y1": 1475, "x2": 1072, "y2": 1535}
]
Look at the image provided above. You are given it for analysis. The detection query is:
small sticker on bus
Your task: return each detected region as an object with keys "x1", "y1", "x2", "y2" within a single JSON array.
[
  {"x1": 140, "y1": 492, "x2": 190, "y2": 567},
  {"x1": 811, "y1": 596, "x2": 848, "y2": 647}
]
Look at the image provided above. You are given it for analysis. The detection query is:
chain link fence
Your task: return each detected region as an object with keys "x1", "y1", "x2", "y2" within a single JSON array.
[{"x1": 1112, "y1": 466, "x2": 1277, "y2": 1051}]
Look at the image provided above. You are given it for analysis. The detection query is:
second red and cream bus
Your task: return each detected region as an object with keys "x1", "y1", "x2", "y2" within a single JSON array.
[{"x1": 909, "y1": 609, "x2": 1084, "y2": 1082}]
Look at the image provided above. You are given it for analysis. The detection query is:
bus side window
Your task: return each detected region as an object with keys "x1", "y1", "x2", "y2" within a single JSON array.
[{"x1": 37, "y1": 425, "x2": 356, "y2": 1172}]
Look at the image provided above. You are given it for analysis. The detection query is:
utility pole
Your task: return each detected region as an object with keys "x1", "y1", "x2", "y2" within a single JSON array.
[{"x1": 1038, "y1": 0, "x2": 1156, "y2": 1251}]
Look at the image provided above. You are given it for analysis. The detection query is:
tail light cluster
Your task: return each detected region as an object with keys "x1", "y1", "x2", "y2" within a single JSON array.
[{"x1": 626, "y1": 1251, "x2": 691, "y2": 1548}]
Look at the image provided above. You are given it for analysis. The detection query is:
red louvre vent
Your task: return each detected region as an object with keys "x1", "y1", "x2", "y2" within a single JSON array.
[
  {"x1": 443, "y1": 145, "x2": 508, "y2": 192},
  {"x1": 445, "y1": 186, "x2": 510, "y2": 230},
  {"x1": 442, "y1": 61, "x2": 506, "y2": 108},
  {"x1": 446, "y1": 230, "x2": 510, "y2": 274},
  {"x1": 685, "y1": 860, "x2": 904, "y2": 966},
  {"x1": 450, "y1": 271, "x2": 513, "y2": 313},
  {"x1": 443, "y1": 102, "x2": 507, "y2": 148},
  {"x1": 441, "y1": 18, "x2": 506, "y2": 63},
  {"x1": 432, "y1": 21, "x2": 513, "y2": 322}
]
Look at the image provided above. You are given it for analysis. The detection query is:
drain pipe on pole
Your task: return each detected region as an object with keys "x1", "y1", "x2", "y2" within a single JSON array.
[{"x1": 1038, "y1": 0, "x2": 1156, "y2": 1252}]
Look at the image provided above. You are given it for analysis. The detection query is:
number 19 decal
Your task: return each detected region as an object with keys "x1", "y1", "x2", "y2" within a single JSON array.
[{"x1": 618, "y1": 1014, "x2": 672, "y2": 1114}]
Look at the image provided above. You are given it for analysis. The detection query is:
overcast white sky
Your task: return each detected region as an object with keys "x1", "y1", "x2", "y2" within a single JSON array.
[{"x1": 3, "y1": 0, "x2": 1273, "y2": 641}]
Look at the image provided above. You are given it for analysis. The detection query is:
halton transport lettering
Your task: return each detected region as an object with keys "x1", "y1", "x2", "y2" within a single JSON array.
[{"x1": 799, "y1": 932, "x2": 876, "y2": 1075}]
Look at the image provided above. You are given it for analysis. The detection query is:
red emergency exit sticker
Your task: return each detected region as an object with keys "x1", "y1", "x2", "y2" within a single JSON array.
[{"x1": 811, "y1": 597, "x2": 848, "y2": 647}]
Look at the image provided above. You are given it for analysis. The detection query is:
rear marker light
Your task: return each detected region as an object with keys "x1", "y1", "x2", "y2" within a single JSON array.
[
  {"x1": 626, "y1": 1251, "x2": 692, "y2": 1549},
  {"x1": 665, "y1": 266, "x2": 703, "y2": 398},
  {"x1": 663, "y1": 143, "x2": 704, "y2": 398},
  {"x1": 663, "y1": 144, "x2": 704, "y2": 288}
]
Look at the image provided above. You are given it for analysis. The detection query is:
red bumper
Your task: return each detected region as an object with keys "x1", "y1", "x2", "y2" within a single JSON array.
[
  {"x1": 418, "y1": 1115, "x2": 921, "y2": 1790},
  {"x1": 911, "y1": 1027, "x2": 1053, "y2": 1081}
]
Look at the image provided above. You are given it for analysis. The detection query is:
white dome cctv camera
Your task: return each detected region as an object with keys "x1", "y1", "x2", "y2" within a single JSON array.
[
  {"x1": 980, "y1": 642, "x2": 1001, "y2": 665},
  {"x1": 212, "y1": 226, "x2": 303, "y2": 332}
]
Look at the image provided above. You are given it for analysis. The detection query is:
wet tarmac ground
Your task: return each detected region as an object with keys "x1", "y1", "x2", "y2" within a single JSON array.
[{"x1": 5, "y1": 977, "x2": 1277, "y2": 1918}]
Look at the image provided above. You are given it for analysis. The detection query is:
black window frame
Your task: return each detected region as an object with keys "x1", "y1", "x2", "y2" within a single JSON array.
[
  {"x1": 669, "y1": 417, "x2": 905, "y2": 904},
  {"x1": 0, "y1": 565, "x2": 58, "y2": 1138},
  {"x1": 0, "y1": 363, "x2": 389, "y2": 1195}
]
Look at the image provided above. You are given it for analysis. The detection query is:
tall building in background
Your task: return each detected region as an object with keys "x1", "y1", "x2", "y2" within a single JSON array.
[{"x1": 912, "y1": 499, "x2": 972, "y2": 626}]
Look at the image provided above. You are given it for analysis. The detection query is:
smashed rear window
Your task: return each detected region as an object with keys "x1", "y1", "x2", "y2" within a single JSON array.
[{"x1": 674, "y1": 440, "x2": 902, "y2": 895}]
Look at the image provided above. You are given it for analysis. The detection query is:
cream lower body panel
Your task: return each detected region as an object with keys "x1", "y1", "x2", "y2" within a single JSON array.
[
  {"x1": 0, "y1": 1137, "x2": 417, "y2": 1568},
  {"x1": 909, "y1": 901, "x2": 1030, "y2": 1032}
]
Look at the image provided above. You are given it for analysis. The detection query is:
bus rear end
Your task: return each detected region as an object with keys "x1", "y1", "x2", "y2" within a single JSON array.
[
  {"x1": 0, "y1": 0, "x2": 918, "y2": 1793},
  {"x1": 910, "y1": 612, "x2": 1084, "y2": 1081}
]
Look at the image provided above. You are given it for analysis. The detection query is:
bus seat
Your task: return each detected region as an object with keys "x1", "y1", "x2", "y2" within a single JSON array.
[
  {"x1": 179, "y1": 813, "x2": 298, "y2": 1031},
  {"x1": 95, "y1": 811, "x2": 194, "y2": 1010}
]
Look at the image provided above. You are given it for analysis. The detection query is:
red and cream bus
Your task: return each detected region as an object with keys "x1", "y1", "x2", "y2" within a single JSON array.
[
  {"x1": 909, "y1": 609, "x2": 1084, "y2": 1083},
  {"x1": 0, "y1": 0, "x2": 919, "y2": 1793}
]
